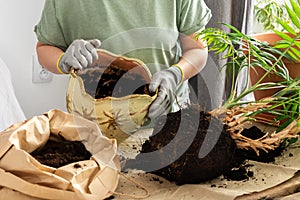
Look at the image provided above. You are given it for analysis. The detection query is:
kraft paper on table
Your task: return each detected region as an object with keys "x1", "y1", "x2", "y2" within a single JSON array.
[
  {"x1": 1, "y1": 110, "x2": 300, "y2": 199},
  {"x1": 0, "y1": 109, "x2": 120, "y2": 200}
]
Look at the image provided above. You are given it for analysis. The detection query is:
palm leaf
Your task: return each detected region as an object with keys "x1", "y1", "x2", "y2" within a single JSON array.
[{"x1": 285, "y1": 1, "x2": 300, "y2": 30}]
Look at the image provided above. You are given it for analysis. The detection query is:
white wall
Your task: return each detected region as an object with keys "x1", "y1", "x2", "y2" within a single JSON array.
[{"x1": 0, "y1": 0, "x2": 69, "y2": 118}]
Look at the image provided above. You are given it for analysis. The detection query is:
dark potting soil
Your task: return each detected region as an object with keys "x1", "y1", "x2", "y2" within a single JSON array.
[
  {"x1": 222, "y1": 127, "x2": 285, "y2": 182},
  {"x1": 237, "y1": 126, "x2": 284, "y2": 163},
  {"x1": 79, "y1": 65, "x2": 152, "y2": 99},
  {"x1": 124, "y1": 107, "x2": 285, "y2": 185},
  {"x1": 223, "y1": 163, "x2": 254, "y2": 181},
  {"x1": 104, "y1": 195, "x2": 115, "y2": 200},
  {"x1": 124, "y1": 106, "x2": 245, "y2": 185},
  {"x1": 240, "y1": 126, "x2": 264, "y2": 140},
  {"x1": 31, "y1": 139, "x2": 92, "y2": 168}
]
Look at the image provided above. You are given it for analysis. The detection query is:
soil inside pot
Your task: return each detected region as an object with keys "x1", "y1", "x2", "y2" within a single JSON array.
[
  {"x1": 79, "y1": 64, "x2": 152, "y2": 98},
  {"x1": 124, "y1": 106, "x2": 245, "y2": 185},
  {"x1": 31, "y1": 138, "x2": 92, "y2": 168}
]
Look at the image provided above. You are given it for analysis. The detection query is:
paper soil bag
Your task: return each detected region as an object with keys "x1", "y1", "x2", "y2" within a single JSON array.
[
  {"x1": 0, "y1": 109, "x2": 120, "y2": 200},
  {"x1": 66, "y1": 50, "x2": 156, "y2": 145}
]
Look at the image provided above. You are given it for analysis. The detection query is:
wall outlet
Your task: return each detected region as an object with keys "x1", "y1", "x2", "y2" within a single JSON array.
[{"x1": 32, "y1": 54, "x2": 53, "y2": 83}]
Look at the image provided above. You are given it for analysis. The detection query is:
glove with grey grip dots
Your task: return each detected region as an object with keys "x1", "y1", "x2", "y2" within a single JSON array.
[
  {"x1": 147, "y1": 66, "x2": 183, "y2": 120},
  {"x1": 58, "y1": 39, "x2": 101, "y2": 74}
]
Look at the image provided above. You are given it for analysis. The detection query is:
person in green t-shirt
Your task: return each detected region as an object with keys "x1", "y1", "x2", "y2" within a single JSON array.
[{"x1": 34, "y1": 0, "x2": 212, "y2": 121}]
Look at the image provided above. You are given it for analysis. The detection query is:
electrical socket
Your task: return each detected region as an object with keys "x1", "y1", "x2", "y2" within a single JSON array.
[{"x1": 32, "y1": 53, "x2": 53, "y2": 83}]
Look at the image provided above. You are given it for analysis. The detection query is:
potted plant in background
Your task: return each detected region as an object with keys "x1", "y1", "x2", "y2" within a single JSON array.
[
  {"x1": 251, "y1": 0, "x2": 300, "y2": 100},
  {"x1": 195, "y1": 0, "x2": 300, "y2": 152},
  {"x1": 250, "y1": 0, "x2": 300, "y2": 128},
  {"x1": 254, "y1": 0, "x2": 293, "y2": 31}
]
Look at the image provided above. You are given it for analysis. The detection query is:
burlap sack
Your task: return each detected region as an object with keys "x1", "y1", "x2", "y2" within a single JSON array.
[
  {"x1": 66, "y1": 50, "x2": 156, "y2": 146},
  {"x1": 0, "y1": 109, "x2": 120, "y2": 200}
]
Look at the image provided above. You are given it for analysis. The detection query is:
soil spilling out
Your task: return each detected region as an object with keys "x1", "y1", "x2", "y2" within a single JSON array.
[
  {"x1": 223, "y1": 163, "x2": 254, "y2": 181},
  {"x1": 31, "y1": 138, "x2": 92, "y2": 168},
  {"x1": 78, "y1": 65, "x2": 152, "y2": 98},
  {"x1": 124, "y1": 106, "x2": 245, "y2": 185}
]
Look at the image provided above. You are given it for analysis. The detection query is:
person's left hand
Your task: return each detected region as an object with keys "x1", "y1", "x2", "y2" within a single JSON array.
[{"x1": 147, "y1": 66, "x2": 183, "y2": 120}]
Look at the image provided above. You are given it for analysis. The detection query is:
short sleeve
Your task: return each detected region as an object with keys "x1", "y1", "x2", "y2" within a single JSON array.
[
  {"x1": 178, "y1": 0, "x2": 212, "y2": 35},
  {"x1": 34, "y1": 0, "x2": 67, "y2": 50}
]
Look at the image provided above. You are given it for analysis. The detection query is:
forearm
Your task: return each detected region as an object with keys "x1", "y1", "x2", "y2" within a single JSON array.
[
  {"x1": 176, "y1": 34, "x2": 208, "y2": 81},
  {"x1": 177, "y1": 48, "x2": 208, "y2": 81},
  {"x1": 36, "y1": 42, "x2": 64, "y2": 74}
]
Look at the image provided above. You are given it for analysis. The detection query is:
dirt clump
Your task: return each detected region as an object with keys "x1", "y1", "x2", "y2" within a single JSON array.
[
  {"x1": 223, "y1": 163, "x2": 254, "y2": 181},
  {"x1": 125, "y1": 106, "x2": 244, "y2": 185}
]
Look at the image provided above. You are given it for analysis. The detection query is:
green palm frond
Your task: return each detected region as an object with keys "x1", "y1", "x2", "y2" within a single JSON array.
[{"x1": 195, "y1": 0, "x2": 300, "y2": 136}]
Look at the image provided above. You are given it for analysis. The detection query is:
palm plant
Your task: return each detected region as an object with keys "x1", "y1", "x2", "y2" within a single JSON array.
[
  {"x1": 195, "y1": 0, "x2": 300, "y2": 153},
  {"x1": 254, "y1": 0, "x2": 293, "y2": 31}
]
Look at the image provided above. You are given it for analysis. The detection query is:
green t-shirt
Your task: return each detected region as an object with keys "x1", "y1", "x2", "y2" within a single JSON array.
[{"x1": 34, "y1": 0, "x2": 211, "y2": 111}]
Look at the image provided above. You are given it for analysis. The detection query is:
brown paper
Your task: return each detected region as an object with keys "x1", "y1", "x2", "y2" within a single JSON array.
[
  {"x1": 0, "y1": 109, "x2": 120, "y2": 200},
  {"x1": 66, "y1": 50, "x2": 156, "y2": 150}
]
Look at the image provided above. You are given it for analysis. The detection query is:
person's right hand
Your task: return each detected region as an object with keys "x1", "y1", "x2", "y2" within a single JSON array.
[{"x1": 58, "y1": 39, "x2": 101, "y2": 74}]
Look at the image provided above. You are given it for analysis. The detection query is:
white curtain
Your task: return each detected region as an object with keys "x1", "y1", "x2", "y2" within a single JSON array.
[
  {"x1": 189, "y1": 0, "x2": 254, "y2": 109},
  {"x1": 0, "y1": 58, "x2": 26, "y2": 131}
]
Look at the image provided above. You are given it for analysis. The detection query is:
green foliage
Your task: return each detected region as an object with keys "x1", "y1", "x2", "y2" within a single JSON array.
[
  {"x1": 261, "y1": 80, "x2": 300, "y2": 131},
  {"x1": 255, "y1": 0, "x2": 287, "y2": 31},
  {"x1": 273, "y1": 0, "x2": 300, "y2": 132},
  {"x1": 196, "y1": 0, "x2": 300, "y2": 135},
  {"x1": 274, "y1": 0, "x2": 300, "y2": 60},
  {"x1": 196, "y1": 24, "x2": 290, "y2": 108},
  {"x1": 254, "y1": 0, "x2": 300, "y2": 32}
]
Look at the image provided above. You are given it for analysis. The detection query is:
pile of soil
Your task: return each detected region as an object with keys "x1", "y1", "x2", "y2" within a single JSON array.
[
  {"x1": 124, "y1": 107, "x2": 285, "y2": 185},
  {"x1": 78, "y1": 65, "x2": 152, "y2": 98},
  {"x1": 124, "y1": 106, "x2": 245, "y2": 185},
  {"x1": 31, "y1": 138, "x2": 92, "y2": 168}
]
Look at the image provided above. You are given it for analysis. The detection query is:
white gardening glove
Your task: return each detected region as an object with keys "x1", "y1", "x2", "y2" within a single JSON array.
[
  {"x1": 58, "y1": 39, "x2": 101, "y2": 74},
  {"x1": 147, "y1": 65, "x2": 183, "y2": 120}
]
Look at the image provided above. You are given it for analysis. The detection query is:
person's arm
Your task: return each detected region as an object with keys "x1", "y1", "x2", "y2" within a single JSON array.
[
  {"x1": 36, "y1": 39, "x2": 101, "y2": 74},
  {"x1": 147, "y1": 33, "x2": 208, "y2": 119},
  {"x1": 176, "y1": 33, "x2": 208, "y2": 80},
  {"x1": 36, "y1": 41, "x2": 64, "y2": 74}
]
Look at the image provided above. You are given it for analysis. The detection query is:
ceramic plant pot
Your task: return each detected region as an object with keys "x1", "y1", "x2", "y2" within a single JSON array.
[{"x1": 250, "y1": 32, "x2": 300, "y2": 100}]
